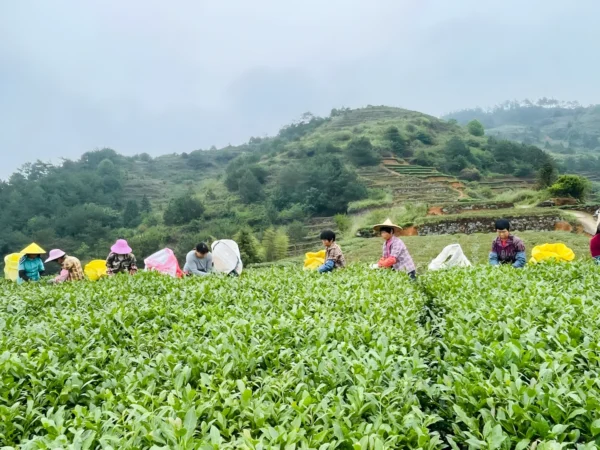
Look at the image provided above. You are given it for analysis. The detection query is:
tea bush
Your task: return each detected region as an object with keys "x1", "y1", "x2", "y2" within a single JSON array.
[{"x1": 2, "y1": 263, "x2": 600, "y2": 448}]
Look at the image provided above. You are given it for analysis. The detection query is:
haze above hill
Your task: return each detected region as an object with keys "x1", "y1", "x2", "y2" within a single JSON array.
[{"x1": 2, "y1": 0, "x2": 600, "y2": 179}]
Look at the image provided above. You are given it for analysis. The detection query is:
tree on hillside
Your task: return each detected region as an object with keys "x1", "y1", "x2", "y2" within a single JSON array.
[
  {"x1": 238, "y1": 170, "x2": 264, "y2": 204},
  {"x1": 272, "y1": 155, "x2": 368, "y2": 216},
  {"x1": 235, "y1": 228, "x2": 262, "y2": 264},
  {"x1": 385, "y1": 126, "x2": 408, "y2": 157},
  {"x1": 188, "y1": 150, "x2": 211, "y2": 170},
  {"x1": 261, "y1": 228, "x2": 278, "y2": 262},
  {"x1": 443, "y1": 137, "x2": 473, "y2": 174},
  {"x1": 413, "y1": 150, "x2": 438, "y2": 167},
  {"x1": 273, "y1": 228, "x2": 289, "y2": 261},
  {"x1": 415, "y1": 130, "x2": 434, "y2": 145},
  {"x1": 347, "y1": 137, "x2": 380, "y2": 166},
  {"x1": 122, "y1": 200, "x2": 141, "y2": 228},
  {"x1": 537, "y1": 162, "x2": 558, "y2": 189},
  {"x1": 140, "y1": 195, "x2": 152, "y2": 213},
  {"x1": 97, "y1": 158, "x2": 118, "y2": 176},
  {"x1": 548, "y1": 175, "x2": 591, "y2": 201},
  {"x1": 163, "y1": 194, "x2": 205, "y2": 226},
  {"x1": 262, "y1": 227, "x2": 288, "y2": 262},
  {"x1": 446, "y1": 137, "x2": 471, "y2": 159},
  {"x1": 224, "y1": 153, "x2": 268, "y2": 192},
  {"x1": 459, "y1": 168, "x2": 482, "y2": 181},
  {"x1": 467, "y1": 120, "x2": 485, "y2": 137},
  {"x1": 286, "y1": 221, "x2": 307, "y2": 242}
]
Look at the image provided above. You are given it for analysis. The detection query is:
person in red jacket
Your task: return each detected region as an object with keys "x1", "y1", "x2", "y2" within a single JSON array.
[{"x1": 591, "y1": 225, "x2": 600, "y2": 264}]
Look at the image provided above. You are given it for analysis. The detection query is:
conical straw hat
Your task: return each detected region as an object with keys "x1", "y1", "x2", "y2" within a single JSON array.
[
  {"x1": 372, "y1": 218, "x2": 402, "y2": 236},
  {"x1": 20, "y1": 243, "x2": 46, "y2": 255}
]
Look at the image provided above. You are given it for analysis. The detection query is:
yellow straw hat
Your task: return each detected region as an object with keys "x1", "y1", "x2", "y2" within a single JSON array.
[
  {"x1": 20, "y1": 243, "x2": 46, "y2": 255},
  {"x1": 372, "y1": 218, "x2": 403, "y2": 236}
]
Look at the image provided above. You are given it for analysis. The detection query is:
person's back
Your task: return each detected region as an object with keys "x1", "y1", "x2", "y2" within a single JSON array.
[{"x1": 62, "y1": 255, "x2": 84, "y2": 281}]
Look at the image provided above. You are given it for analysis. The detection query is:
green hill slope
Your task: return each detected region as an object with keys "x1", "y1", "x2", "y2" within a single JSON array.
[{"x1": 0, "y1": 106, "x2": 557, "y2": 268}]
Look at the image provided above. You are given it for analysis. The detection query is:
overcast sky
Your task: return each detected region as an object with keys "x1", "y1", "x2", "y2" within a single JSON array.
[{"x1": 1, "y1": 0, "x2": 599, "y2": 179}]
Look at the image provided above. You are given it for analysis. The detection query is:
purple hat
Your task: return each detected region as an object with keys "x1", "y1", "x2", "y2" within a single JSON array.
[
  {"x1": 111, "y1": 239, "x2": 132, "y2": 255},
  {"x1": 45, "y1": 249, "x2": 66, "y2": 263}
]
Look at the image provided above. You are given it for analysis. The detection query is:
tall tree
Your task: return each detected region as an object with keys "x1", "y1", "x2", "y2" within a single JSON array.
[
  {"x1": 238, "y1": 170, "x2": 264, "y2": 204},
  {"x1": 274, "y1": 228, "x2": 289, "y2": 261},
  {"x1": 385, "y1": 126, "x2": 408, "y2": 156},
  {"x1": 140, "y1": 195, "x2": 152, "y2": 213},
  {"x1": 123, "y1": 200, "x2": 141, "y2": 228},
  {"x1": 163, "y1": 194, "x2": 205, "y2": 226},
  {"x1": 261, "y1": 228, "x2": 278, "y2": 262},
  {"x1": 537, "y1": 162, "x2": 558, "y2": 189},
  {"x1": 235, "y1": 229, "x2": 262, "y2": 264}
]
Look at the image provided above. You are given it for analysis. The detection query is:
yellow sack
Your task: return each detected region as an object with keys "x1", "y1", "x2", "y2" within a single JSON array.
[
  {"x1": 85, "y1": 260, "x2": 107, "y2": 281},
  {"x1": 529, "y1": 243, "x2": 575, "y2": 264},
  {"x1": 4, "y1": 253, "x2": 23, "y2": 281},
  {"x1": 304, "y1": 250, "x2": 326, "y2": 271}
]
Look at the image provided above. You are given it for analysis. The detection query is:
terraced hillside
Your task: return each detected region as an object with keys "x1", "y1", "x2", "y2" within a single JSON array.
[
  {"x1": 358, "y1": 166, "x2": 461, "y2": 204},
  {"x1": 478, "y1": 175, "x2": 536, "y2": 193}
]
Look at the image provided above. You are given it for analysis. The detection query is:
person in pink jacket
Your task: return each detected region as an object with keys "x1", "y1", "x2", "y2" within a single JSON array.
[{"x1": 373, "y1": 219, "x2": 416, "y2": 279}]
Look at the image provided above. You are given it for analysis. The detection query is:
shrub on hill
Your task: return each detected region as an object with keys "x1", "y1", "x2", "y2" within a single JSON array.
[
  {"x1": 467, "y1": 119, "x2": 485, "y2": 136},
  {"x1": 272, "y1": 155, "x2": 367, "y2": 216},
  {"x1": 548, "y1": 175, "x2": 592, "y2": 201},
  {"x1": 163, "y1": 194, "x2": 205, "y2": 226},
  {"x1": 346, "y1": 137, "x2": 380, "y2": 166},
  {"x1": 459, "y1": 167, "x2": 482, "y2": 181}
]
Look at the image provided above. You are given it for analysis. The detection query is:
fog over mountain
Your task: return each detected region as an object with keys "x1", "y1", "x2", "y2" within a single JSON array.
[{"x1": 1, "y1": 0, "x2": 599, "y2": 179}]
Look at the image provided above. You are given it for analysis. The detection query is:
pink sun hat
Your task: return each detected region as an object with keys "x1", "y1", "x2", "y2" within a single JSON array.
[
  {"x1": 45, "y1": 249, "x2": 66, "y2": 263},
  {"x1": 111, "y1": 239, "x2": 132, "y2": 255}
]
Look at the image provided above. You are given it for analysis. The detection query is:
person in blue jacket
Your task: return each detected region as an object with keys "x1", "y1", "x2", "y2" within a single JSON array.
[{"x1": 18, "y1": 245, "x2": 46, "y2": 284}]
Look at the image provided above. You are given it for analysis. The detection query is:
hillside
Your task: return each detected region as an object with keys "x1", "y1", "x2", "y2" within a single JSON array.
[
  {"x1": 444, "y1": 99, "x2": 600, "y2": 178},
  {"x1": 0, "y1": 106, "x2": 559, "y2": 268}
]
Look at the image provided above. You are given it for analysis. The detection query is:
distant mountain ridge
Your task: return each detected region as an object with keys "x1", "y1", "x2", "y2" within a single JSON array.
[{"x1": 444, "y1": 99, "x2": 600, "y2": 155}]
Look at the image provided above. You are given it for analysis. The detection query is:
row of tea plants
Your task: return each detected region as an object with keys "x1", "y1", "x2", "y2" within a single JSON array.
[{"x1": 1, "y1": 263, "x2": 600, "y2": 449}]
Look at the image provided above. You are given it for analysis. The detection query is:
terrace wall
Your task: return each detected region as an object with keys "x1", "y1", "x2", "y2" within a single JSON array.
[
  {"x1": 418, "y1": 215, "x2": 568, "y2": 235},
  {"x1": 427, "y1": 202, "x2": 515, "y2": 215}
]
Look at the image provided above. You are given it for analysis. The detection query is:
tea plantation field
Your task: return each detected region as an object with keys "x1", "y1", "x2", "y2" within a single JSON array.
[{"x1": 1, "y1": 264, "x2": 600, "y2": 449}]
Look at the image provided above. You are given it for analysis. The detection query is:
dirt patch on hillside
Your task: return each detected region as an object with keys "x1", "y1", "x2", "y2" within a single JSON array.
[
  {"x1": 427, "y1": 206, "x2": 444, "y2": 216},
  {"x1": 552, "y1": 197, "x2": 578, "y2": 206},
  {"x1": 554, "y1": 221, "x2": 573, "y2": 232},
  {"x1": 399, "y1": 226, "x2": 418, "y2": 236},
  {"x1": 383, "y1": 159, "x2": 400, "y2": 166}
]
